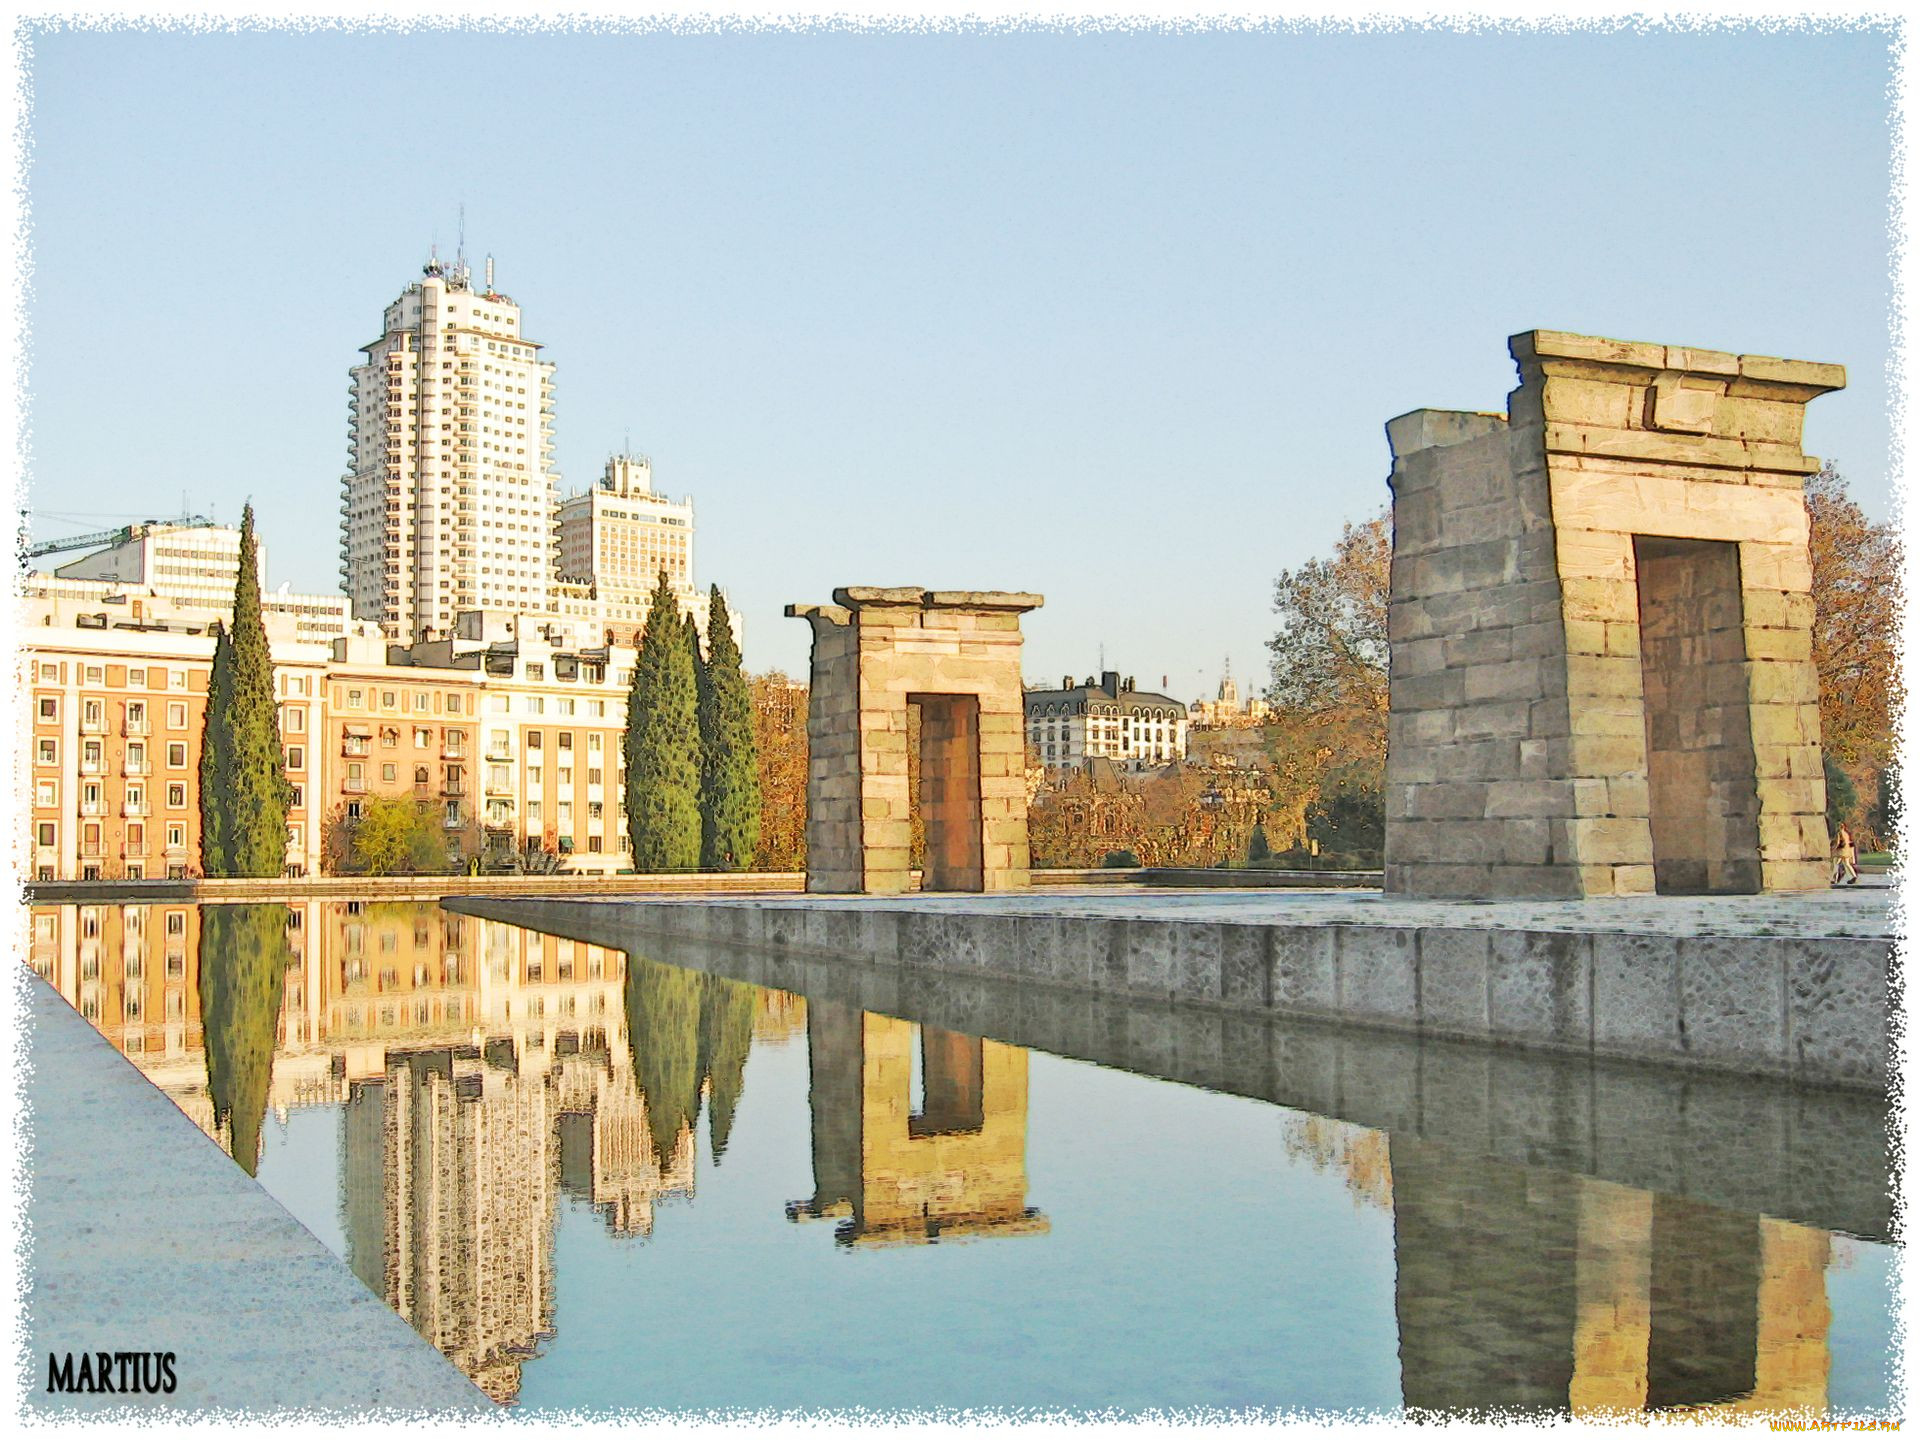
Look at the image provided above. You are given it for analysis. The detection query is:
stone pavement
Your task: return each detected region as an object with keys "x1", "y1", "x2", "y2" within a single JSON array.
[{"x1": 19, "y1": 973, "x2": 494, "y2": 1418}]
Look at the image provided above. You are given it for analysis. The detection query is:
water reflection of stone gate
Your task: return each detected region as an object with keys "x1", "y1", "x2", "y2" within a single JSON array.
[{"x1": 787, "y1": 1000, "x2": 1047, "y2": 1246}]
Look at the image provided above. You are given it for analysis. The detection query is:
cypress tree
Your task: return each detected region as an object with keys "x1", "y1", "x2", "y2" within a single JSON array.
[
  {"x1": 199, "y1": 504, "x2": 293, "y2": 877},
  {"x1": 197, "y1": 622, "x2": 233, "y2": 874},
  {"x1": 697, "y1": 586, "x2": 762, "y2": 870},
  {"x1": 199, "y1": 904, "x2": 294, "y2": 1176},
  {"x1": 696, "y1": 971, "x2": 757, "y2": 1162},
  {"x1": 623, "y1": 571, "x2": 701, "y2": 871},
  {"x1": 625, "y1": 954, "x2": 706, "y2": 1171}
]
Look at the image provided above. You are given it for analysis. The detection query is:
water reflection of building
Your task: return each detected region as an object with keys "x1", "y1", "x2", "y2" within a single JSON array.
[
  {"x1": 788, "y1": 1001, "x2": 1046, "y2": 1246},
  {"x1": 1389, "y1": 1136, "x2": 1832, "y2": 1417},
  {"x1": 28, "y1": 901, "x2": 775, "y2": 1402}
]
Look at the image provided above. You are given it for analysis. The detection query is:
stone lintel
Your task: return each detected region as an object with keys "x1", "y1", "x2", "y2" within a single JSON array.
[
  {"x1": 1512, "y1": 330, "x2": 1845, "y2": 397},
  {"x1": 828, "y1": 586, "x2": 1045, "y2": 613}
]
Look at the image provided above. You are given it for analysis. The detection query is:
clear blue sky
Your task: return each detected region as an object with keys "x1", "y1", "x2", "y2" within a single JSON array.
[{"x1": 21, "y1": 23, "x2": 1896, "y2": 695}]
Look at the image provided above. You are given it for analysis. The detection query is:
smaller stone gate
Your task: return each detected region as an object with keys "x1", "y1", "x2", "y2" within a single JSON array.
[{"x1": 786, "y1": 587, "x2": 1043, "y2": 894}]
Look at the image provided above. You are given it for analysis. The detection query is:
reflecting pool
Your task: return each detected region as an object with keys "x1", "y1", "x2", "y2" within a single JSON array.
[{"x1": 25, "y1": 900, "x2": 1900, "y2": 1416}]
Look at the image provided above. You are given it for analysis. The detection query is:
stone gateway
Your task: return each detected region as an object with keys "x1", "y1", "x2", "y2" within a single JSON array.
[
  {"x1": 1384, "y1": 331, "x2": 1843, "y2": 900},
  {"x1": 787, "y1": 587, "x2": 1043, "y2": 894}
]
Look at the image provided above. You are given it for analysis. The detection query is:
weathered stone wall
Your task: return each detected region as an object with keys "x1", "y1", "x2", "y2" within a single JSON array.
[
  {"x1": 1384, "y1": 408, "x2": 1576, "y2": 898},
  {"x1": 1385, "y1": 331, "x2": 1842, "y2": 899},
  {"x1": 789, "y1": 588, "x2": 1041, "y2": 894},
  {"x1": 796, "y1": 606, "x2": 865, "y2": 893}
]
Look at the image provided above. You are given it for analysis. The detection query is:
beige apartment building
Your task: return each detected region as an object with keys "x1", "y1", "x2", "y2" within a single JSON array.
[
  {"x1": 26, "y1": 586, "x2": 331, "y2": 881},
  {"x1": 342, "y1": 255, "x2": 559, "y2": 642},
  {"x1": 22, "y1": 582, "x2": 648, "y2": 879}
]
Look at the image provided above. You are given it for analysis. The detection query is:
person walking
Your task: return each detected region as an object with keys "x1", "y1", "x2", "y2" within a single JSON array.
[{"x1": 1832, "y1": 822, "x2": 1860, "y2": 886}]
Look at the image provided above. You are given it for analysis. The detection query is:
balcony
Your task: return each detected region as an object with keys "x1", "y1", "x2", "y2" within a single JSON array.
[
  {"x1": 120, "y1": 715, "x2": 149, "y2": 736},
  {"x1": 122, "y1": 760, "x2": 149, "y2": 777},
  {"x1": 79, "y1": 801, "x2": 103, "y2": 818},
  {"x1": 79, "y1": 713, "x2": 107, "y2": 735},
  {"x1": 78, "y1": 753, "x2": 104, "y2": 776},
  {"x1": 122, "y1": 801, "x2": 148, "y2": 818},
  {"x1": 342, "y1": 779, "x2": 367, "y2": 795},
  {"x1": 342, "y1": 740, "x2": 370, "y2": 757},
  {"x1": 443, "y1": 783, "x2": 468, "y2": 798}
]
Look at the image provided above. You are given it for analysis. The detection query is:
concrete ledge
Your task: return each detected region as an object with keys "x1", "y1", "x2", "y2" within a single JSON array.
[
  {"x1": 21, "y1": 974, "x2": 493, "y2": 1417},
  {"x1": 446, "y1": 897, "x2": 1892, "y2": 1241},
  {"x1": 449, "y1": 891, "x2": 1891, "y2": 1092}
]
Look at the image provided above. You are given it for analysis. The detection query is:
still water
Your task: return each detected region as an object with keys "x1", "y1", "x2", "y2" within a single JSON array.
[{"x1": 27, "y1": 900, "x2": 1900, "y2": 1416}]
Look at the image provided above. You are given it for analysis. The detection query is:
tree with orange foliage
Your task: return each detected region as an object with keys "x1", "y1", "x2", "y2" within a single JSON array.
[
  {"x1": 749, "y1": 672, "x2": 809, "y2": 870},
  {"x1": 1805, "y1": 464, "x2": 1901, "y2": 775}
]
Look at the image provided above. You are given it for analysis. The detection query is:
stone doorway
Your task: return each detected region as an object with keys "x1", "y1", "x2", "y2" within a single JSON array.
[
  {"x1": 909, "y1": 693, "x2": 984, "y2": 892},
  {"x1": 1633, "y1": 536, "x2": 1762, "y2": 895}
]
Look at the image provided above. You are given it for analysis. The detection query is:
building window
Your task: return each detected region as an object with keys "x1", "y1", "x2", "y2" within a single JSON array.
[
  {"x1": 167, "y1": 783, "x2": 186, "y2": 808},
  {"x1": 413, "y1": 727, "x2": 431, "y2": 748},
  {"x1": 167, "y1": 742, "x2": 187, "y2": 768},
  {"x1": 284, "y1": 708, "x2": 305, "y2": 733},
  {"x1": 346, "y1": 801, "x2": 363, "y2": 821},
  {"x1": 381, "y1": 691, "x2": 397, "y2": 709},
  {"x1": 129, "y1": 668, "x2": 146, "y2": 687},
  {"x1": 36, "y1": 696, "x2": 57, "y2": 722},
  {"x1": 170, "y1": 669, "x2": 187, "y2": 690},
  {"x1": 286, "y1": 745, "x2": 305, "y2": 771},
  {"x1": 290, "y1": 785, "x2": 304, "y2": 809},
  {"x1": 168, "y1": 702, "x2": 187, "y2": 729},
  {"x1": 35, "y1": 822, "x2": 54, "y2": 846},
  {"x1": 382, "y1": 764, "x2": 397, "y2": 783}
]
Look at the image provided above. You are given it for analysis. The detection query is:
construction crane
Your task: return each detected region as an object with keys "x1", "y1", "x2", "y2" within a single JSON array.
[{"x1": 23, "y1": 512, "x2": 214, "y2": 561}]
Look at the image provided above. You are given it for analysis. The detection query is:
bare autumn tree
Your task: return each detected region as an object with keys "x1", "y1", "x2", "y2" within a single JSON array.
[
  {"x1": 1265, "y1": 509, "x2": 1391, "y2": 765},
  {"x1": 1806, "y1": 464, "x2": 1901, "y2": 775},
  {"x1": 1264, "y1": 509, "x2": 1392, "y2": 845}
]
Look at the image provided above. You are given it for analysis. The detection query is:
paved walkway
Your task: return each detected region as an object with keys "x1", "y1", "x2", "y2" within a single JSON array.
[
  {"x1": 19, "y1": 975, "x2": 494, "y2": 1418},
  {"x1": 590, "y1": 883, "x2": 1894, "y2": 940}
]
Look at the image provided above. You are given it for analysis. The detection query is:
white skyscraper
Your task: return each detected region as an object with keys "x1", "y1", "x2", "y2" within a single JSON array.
[{"x1": 341, "y1": 253, "x2": 558, "y2": 642}]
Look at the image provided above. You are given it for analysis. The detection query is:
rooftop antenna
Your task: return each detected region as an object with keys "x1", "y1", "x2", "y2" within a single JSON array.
[
  {"x1": 486, "y1": 253, "x2": 494, "y2": 291},
  {"x1": 457, "y1": 203, "x2": 465, "y2": 266}
]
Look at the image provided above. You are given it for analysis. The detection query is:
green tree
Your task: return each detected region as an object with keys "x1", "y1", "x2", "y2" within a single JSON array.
[
  {"x1": 350, "y1": 796, "x2": 449, "y2": 875},
  {"x1": 199, "y1": 904, "x2": 294, "y2": 1177},
  {"x1": 697, "y1": 586, "x2": 762, "y2": 870},
  {"x1": 625, "y1": 953, "x2": 706, "y2": 1170},
  {"x1": 1824, "y1": 754, "x2": 1860, "y2": 837},
  {"x1": 1247, "y1": 823, "x2": 1273, "y2": 864},
  {"x1": 624, "y1": 573, "x2": 702, "y2": 871},
  {"x1": 197, "y1": 622, "x2": 234, "y2": 874},
  {"x1": 1305, "y1": 769, "x2": 1386, "y2": 862},
  {"x1": 198, "y1": 504, "x2": 293, "y2": 877},
  {"x1": 696, "y1": 971, "x2": 758, "y2": 1161}
]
